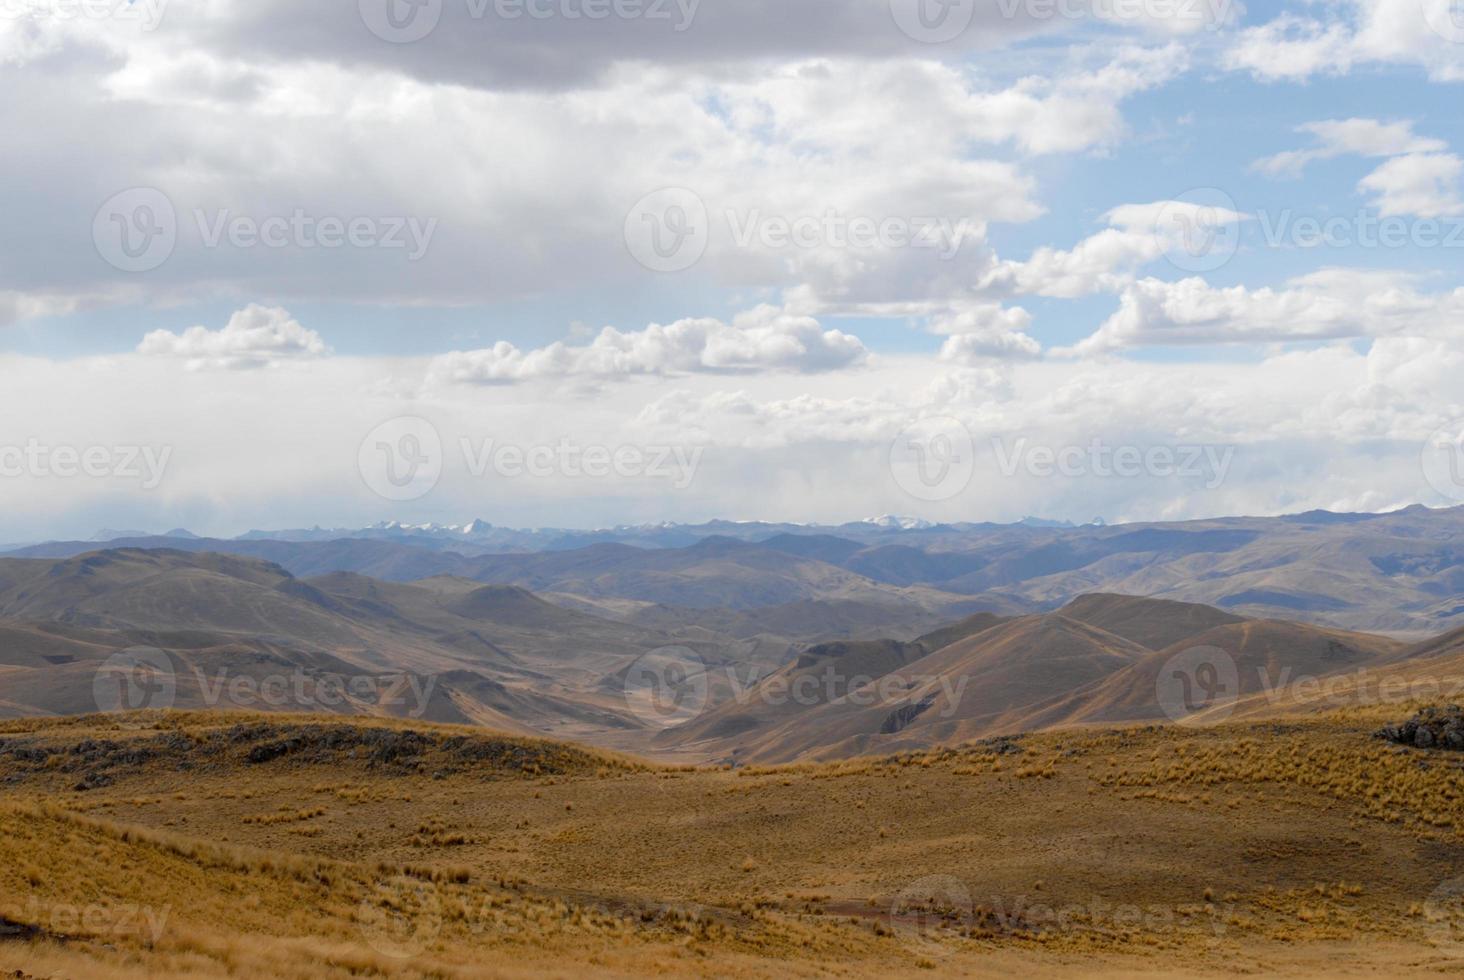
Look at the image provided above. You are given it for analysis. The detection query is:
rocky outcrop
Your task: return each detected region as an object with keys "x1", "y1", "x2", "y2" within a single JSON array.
[{"x1": 1376, "y1": 705, "x2": 1464, "y2": 751}]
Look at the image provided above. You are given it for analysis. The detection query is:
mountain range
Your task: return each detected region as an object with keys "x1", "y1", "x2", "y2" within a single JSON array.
[
  {"x1": 3, "y1": 506, "x2": 1464, "y2": 764},
  {"x1": 10, "y1": 504, "x2": 1464, "y2": 635}
]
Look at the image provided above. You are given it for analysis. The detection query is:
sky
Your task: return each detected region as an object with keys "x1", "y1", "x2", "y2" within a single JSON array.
[{"x1": 2, "y1": 0, "x2": 1464, "y2": 541}]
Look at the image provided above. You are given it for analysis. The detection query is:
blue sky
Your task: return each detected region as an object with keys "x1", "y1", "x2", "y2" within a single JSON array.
[{"x1": 1, "y1": 0, "x2": 1463, "y2": 538}]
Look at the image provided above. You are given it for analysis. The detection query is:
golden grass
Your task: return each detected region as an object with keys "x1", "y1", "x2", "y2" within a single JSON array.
[{"x1": 3, "y1": 709, "x2": 1464, "y2": 977}]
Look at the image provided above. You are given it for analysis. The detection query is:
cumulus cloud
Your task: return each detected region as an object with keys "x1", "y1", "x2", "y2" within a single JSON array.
[
  {"x1": 1223, "y1": 16, "x2": 1357, "y2": 82},
  {"x1": 1224, "y1": 1, "x2": 1464, "y2": 84},
  {"x1": 927, "y1": 305, "x2": 1042, "y2": 362},
  {"x1": 1358, "y1": 152, "x2": 1464, "y2": 217},
  {"x1": 428, "y1": 307, "x2": 868, "y2": 384},
  {"x1": 983, "y1": 200, "x2": 1249, "y2": 300},
  {"x1": 1251, "y1": 119, "x2": 1462, "y2": 218},
  {"x1": 0, "y1": 13, "x2": 1199, "y2": 325},
  {"x1": 1252, "y1": 119, "x2": 1449, "y2": 178},
  {"x1": 941, "y1": 44, "x2": 1190, "y2": 156},
  {"x1": 0, "y1": 291, "x2": 85, "y2": 328},
  {"x1": 1066, "y1": 271, "x2": 1464, "y2": 354},
  {"x1": 137, "y1": 305, "x2": 330, "y2": 370}
]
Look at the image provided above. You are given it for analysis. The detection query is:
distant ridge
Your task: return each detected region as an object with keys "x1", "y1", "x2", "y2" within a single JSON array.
[{"x1": 8, "y1": 504, "x2": 1464, "y2": 635}]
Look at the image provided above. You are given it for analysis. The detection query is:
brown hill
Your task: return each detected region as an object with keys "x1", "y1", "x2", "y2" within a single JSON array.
[
  {"x1": 1026, "y1": 618, "x2": 1406, "y2": 729},
  {"x1": 669, "y1": 606, "x2": 1160, "y2": 764},
  {"x1": 3, "y1": 710, "x2": 1458, "y2": 977},
  {"x1": 0, "y1": 550, "x2": 769, "y2": 747},
  {"x1": 660, "y1": 613, "x2": 1008, "y2": 748},
  {"x1": 1057, "y1": 592, "x2": 1244, "y2": 650}
]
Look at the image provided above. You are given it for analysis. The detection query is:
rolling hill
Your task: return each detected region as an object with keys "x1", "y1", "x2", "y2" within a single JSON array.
[
  {"x1": 2, "y1": 709, "x2": 1462, "y2": 977},
  {"x1": 10, "y1": 504, "x2": 1463, "y2": 635}
]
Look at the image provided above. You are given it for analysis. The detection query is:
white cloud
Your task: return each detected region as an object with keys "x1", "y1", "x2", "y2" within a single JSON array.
[
  {"x1": 1358, "y1": 152, "x2": 1464, "y2": 217},
  {"x1": 1252, "y1": 119, "x2": 1448, "y2": 178},
  {"x1": 928, "y1": 305, "x2": 1042, "y2": 361},
  {"x1": 941, "y1": 44, "x2": 1190, "y2": 156},
  {"x1": 0, "y1": 291, "x2": 84, "y2": 327},
  {"x1": 428, "y1": 307, "x2": 868, "y2": 384},
  {"x1": 984, "y1": 200, "x2": 1249, "y2": 299},
  {"x1": 1066, "y1": 271, "x2": 1464, "y2": 354},
  {"x1": 1251, "y1": 119, "x2": 1462, "y2": 218},
  {"x1": 0, "y1": 18, "x2": 1197, "y2": 323},
  {"x1": 1224, "y1": 1, "x2": 1464, "y2": 85},
  {"x1": 1223, "y1": 16, "x2": 1357, "y2": 82},
  {"x1": 137, "y1": 305, "x2": 330, "y2": 370}
]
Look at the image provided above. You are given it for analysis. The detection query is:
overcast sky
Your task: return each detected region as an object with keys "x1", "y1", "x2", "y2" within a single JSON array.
[{"x1": 2, "y1": 0, "x2": 1463, "y2": 540}]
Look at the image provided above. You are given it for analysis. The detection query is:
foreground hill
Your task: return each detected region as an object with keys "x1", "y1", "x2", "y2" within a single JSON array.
[{"x1": 1, "y1": 710, "x2": 1462, "y2": 977}]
